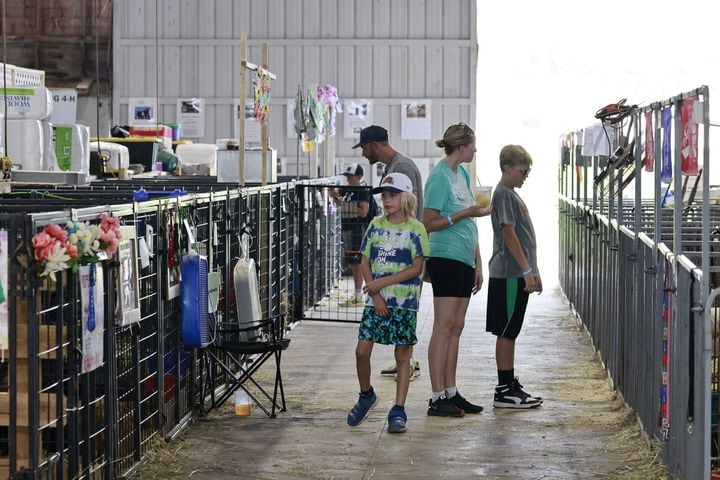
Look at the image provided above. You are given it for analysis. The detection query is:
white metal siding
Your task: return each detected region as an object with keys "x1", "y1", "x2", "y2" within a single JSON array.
[{"x1": 113, "y1": 0, "x2": 476, "y2": 164}]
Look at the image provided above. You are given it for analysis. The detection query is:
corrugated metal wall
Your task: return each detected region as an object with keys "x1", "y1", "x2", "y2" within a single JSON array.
[{"x1": 112, "y1": 0, "x2": 476, "y2": 171}]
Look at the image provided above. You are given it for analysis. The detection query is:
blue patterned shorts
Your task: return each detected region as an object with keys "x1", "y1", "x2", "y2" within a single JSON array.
[{"x1": 358, "y1": 306, "x2": 418, "y2": 345}]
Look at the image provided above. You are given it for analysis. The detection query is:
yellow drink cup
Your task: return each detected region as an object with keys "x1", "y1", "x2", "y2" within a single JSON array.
[
  {"x1": 474, "y1": 186, "x2": 492, "y2": 207},
  {"x1": 234, "y1": 390, "x2": 252, "y2": 416}
]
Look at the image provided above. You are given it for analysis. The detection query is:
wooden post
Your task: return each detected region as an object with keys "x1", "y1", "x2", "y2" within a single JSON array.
[
  {"x1": 238, "y1": 33, "x2": 247, "y2": 187},
  {"x1": 238, "y1": 33, "x2": 276, "y2": 185},
  {"x1": 261, "y1": 44, "x2": 269, "y2": 186}
]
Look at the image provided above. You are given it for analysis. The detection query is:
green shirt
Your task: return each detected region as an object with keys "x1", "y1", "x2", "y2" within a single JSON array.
[{"x1": 423, "y1": 161, "x2": 478, "y2": 268}]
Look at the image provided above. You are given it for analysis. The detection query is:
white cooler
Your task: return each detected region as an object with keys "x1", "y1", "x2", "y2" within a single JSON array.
[{"x1": 217, "y1": 148, "x2": 277, "y2": 184}]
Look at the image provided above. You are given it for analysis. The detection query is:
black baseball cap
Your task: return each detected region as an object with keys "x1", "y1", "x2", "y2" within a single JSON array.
[{"x1": 352, "y1": 125, "x2": 388, "y2": 149}]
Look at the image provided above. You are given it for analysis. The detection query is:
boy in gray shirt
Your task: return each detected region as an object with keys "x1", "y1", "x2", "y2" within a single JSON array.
[{"x1": 486, "y1": 145, "x2": 543, "y2": 409}]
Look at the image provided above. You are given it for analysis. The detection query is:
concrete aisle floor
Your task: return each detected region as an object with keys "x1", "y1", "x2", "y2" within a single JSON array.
[{"x1": 140, "y1": 283, "x2": 667, "y2": 479}]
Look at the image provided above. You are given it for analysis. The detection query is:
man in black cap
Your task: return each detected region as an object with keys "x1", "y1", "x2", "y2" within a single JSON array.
[
  {"x1": 354, "y1": 125, "x2": 423, "y2": 379},
  {"x1": 335, "y1": 163, "x2": 377, "y2": 307},
  {"x1": 353, "y1": 125, "x2": 424, "y2": 219}
]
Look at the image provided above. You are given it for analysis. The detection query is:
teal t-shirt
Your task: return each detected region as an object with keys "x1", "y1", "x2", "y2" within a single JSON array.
[
  {"x1": 360, "y1": 216, "x2": 429, "y2": 311},
  {"x1": 423, "y1": 161, "x2": 478, "y2": 268}
]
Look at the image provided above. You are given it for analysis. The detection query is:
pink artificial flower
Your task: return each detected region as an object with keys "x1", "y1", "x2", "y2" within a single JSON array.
[
  {"x1": 43, "y1": 224, "x2": 68, "y2": 243},
  {"x1": 100, "y1": 230, "x2": 120, "y2": 256},
  {"x1": 64, "y1": 242, "x2": 79, "y2": 258},
  {"x1": 100, "y1": 214, "x2": 120, "y2": 234},
  {"x1": 38, "y1": 244, "x2": 56, "y2": 262},
  {"x1": 32, "y1": 232, "x2": 56, "y2": 260}
]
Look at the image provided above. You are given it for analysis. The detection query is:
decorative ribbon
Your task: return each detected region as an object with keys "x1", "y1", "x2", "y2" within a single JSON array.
[
  {"x1": 661, "y1": 107, "x2": 672, "y2": 184},
  {"x1": 87, "y1": 263, "x2": 96, "y2": 332},
  {"x1": 643, "y1": 111, "x2": 654, "y2": 172},
  {"x1": 680, "y1": 97, "x2": 698, "y2": 176},
  {"x1": 168, "y1": 218, "x2": 176, "y2": 270}
]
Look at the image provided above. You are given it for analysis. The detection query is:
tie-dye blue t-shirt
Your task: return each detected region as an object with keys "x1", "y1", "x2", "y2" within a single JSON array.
[{"x1": 360, "y1": 216, "x2": 429, "y2": 311}]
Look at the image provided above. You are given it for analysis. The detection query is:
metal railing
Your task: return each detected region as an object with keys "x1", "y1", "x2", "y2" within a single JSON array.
[
  {"x1": 558, "y1": 85, "x2": 712, "y2": 479},
  {"x1": 0, "y1": 178, "x2": 335, "y2": 479}
]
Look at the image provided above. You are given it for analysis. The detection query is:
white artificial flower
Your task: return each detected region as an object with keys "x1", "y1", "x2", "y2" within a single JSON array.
[{"x1": 42, "y1": 244, "x2": 71, "y2": 281}]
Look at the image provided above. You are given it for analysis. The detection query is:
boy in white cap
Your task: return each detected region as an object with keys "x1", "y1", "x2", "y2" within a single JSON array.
[{"x1": 346, "y1": 172, "x2": 429, "y2": 434}]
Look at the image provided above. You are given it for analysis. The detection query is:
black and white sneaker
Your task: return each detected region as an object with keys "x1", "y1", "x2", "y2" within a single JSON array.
[
  {"x1": 513, "y1": 377, "x2": 542, "y2": 403},
  {"x1": 493, "y1": 383, "x2": 542, "y2": 409}
]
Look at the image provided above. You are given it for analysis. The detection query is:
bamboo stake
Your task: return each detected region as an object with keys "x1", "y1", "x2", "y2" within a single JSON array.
[
  {"x1": 261, "y1": 43, "x2": 268, "y2": 186},
  {"x1": 238, "y1": 32, "x2": 247, "y2": 187}
]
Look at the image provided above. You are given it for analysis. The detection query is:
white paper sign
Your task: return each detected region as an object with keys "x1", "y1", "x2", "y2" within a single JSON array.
[
  {"x1": 128, "y1": 97, "x2": 157, "y2": 125},
  {"x1": 80, "y1": 264, "x2": 104, "y2": 373},
  {"x1": 49, "y1": 88, "x2": 78, "y2": 124},
  {"x1": 176, "y1": 98, "x2": 205, "y2": 138},
  {"x1": 581, "y1": 124, "x2": 616, "y2": 157},
  {"x1": 401, "y1": 99, "x2": 432, "y2": 140},
  {"x1": 233, "y1": 100, "x2": 261, "y2": 144},
  {"x1": 343, "y1": 99, "x2": 374, "y2": 139},
  {"x1": 0, "y1": 230, "x2": 8, "y2": 350},
  {"x1": 117, "y1": 235, "x2": 141, "y2": 326}
]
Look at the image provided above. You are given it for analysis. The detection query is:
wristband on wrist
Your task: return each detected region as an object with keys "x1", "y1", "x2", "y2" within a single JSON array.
[
  {"x1": 447, "y1": 215, "x2": 454, "y2": 226},
  {"x1": 522, "y1": 267, "x2": 533, "y2": 276}
]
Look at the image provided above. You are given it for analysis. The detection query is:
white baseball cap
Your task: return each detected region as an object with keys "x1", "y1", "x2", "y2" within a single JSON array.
[
  {"x1": 341, "y1": 163, "x2": 364, "y2": 176},
  {"x1": 372, "y1": 172, "x2": 413, "y2": 194}
]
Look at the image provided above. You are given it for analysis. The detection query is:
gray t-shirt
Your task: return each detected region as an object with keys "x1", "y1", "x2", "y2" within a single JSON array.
[
  {"x1": 488, "y1": 185, "x2": 538, "y2": 278},
  {"x1": 384, "y1": 152, "x2": 424, "y2": 219}
]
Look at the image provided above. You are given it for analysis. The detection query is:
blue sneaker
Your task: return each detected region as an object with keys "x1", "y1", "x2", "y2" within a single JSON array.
[
  {"x1": 347, "y1": 389, "x2": 378, "y2": 427},
  {"x1": 387, "y1": 405, "x2": 407, "y2": 433}
]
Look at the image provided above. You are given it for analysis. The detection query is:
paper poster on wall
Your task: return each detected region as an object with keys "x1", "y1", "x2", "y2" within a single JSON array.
[
  {"x1": 176, "y1": 98, "x2": 205, "y2": 138},
  {"x1": 49, "y1": 88, "x2": 78, "y2": 124},
  {"x1": 343, "y1": 99, "x2": 373, "y2": 139},
  {"x1": 0, "y1": 230, "x2": 8, "y2": 350},
  {"x1": 401, "y1": 100, "x2": 431, "y2": 140},
  {"x1": 233, "y1": 100, "x2": 261, "y2": 144},
  {"x1": 80, "y1": 263, "x2": 104, "y2": 373},
  {"x1": 128, "y1": 97, "x2": 157, "y2": 125}
]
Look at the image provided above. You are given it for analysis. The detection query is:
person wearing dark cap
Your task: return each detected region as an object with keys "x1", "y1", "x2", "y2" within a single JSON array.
[
  {"x1": 335, "y1": 163, "x2": 378, "y2": 307},
  {"x1": 353, "y1": 125, "x2": 424, "y2": 219},
  {"x1": 354, "y1": 124, "x2": 424, "y2": 379}
]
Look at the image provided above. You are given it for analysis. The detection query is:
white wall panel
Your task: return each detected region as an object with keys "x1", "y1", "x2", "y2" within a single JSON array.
[
  {"x1": 268, "y1": 0, "x2": 286, "y2": 39},
  {"x1": 390, "y1": 0, "x2": 408, "y2": 38},
  {"x1": 113, "y1": 0, "x2": 476, "y2": 163},
  {"x1": 215, "y1": 0, "x2": 233, "y2": 38},
  {"x1": 337, "y1": 0, "x2": 355, "y2": 38}
]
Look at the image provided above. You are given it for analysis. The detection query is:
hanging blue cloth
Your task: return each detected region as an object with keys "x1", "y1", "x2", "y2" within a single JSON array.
[
  {"x1": 87, "y1": 263, "x2": 96, "y2": 332},
  {"x1": 661, "y1": 107, "x2": 672, "y2": 184}
]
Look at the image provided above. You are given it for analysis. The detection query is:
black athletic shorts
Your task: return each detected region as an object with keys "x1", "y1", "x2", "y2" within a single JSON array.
[
  {"x1": 426, "y1": 257, "x2": 475, "y2": 298},
  {"x1": 342, "y1": 224, "x2": 365, "y2": 264},
  {"x1": 486, "y1": 277, "x2": 529, "y2": 340}
]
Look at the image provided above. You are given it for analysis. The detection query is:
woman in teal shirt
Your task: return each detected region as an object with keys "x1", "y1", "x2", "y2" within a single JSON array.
[{"x1": 423, "y1": 123, "x2": 492, "y2": 417}]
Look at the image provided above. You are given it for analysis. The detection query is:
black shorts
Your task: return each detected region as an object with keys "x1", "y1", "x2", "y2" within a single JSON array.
[
  {"x1": 486, "y1": 277, "x2": 529, "y2": 340},
  {"x1": 426, "y1": 257, "x2": 475, "y2": 298},
  {"x1": 342, "y1": 225, "x2": 365, "y2": 265}
]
